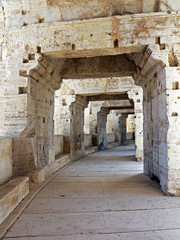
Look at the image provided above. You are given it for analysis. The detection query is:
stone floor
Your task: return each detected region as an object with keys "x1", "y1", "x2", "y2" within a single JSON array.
[{"x1": 3, "y1": 144, "x2": 180, "y2": 239}]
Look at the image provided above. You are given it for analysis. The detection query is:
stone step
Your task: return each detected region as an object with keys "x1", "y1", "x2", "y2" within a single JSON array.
[
  {"x1": 85, "y1": 146, "x2": 97, "y2": 155},
  {"x1": 108, "y1": 142, "x2": 120, "y2": 148},
  {"x1": 53, "y1": 154, "x2": 70, "y2": 173},
  {"x1": 30, "y1": 154, "x2": 71, "y2": 184},
  {"x1": 0, "y1": 176, "x2": 29, "y2": 225}
]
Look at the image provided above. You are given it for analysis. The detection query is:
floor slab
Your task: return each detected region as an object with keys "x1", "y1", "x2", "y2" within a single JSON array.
[{"x1": 3, "y1": 144, "x2": 180, "y2": 240}]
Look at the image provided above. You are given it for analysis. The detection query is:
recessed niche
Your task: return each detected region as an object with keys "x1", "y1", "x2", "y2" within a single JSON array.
[
  {"x1": 169, "y1": 54, "x2": 178, "y2": 67},
  {"x1": 72, "y1": 44, "x2": 75, "y2": 51},
  {"x1": 154, "y1": 72, "x2": 158, "y2": 78},
  {"x1": 22, "y1": 10, "x2": 27, "y2": 15},
  {"x1": 155, "y1": 37, "x2": 161, "y2": 45},
  {"x1": 23, "y1": 22, "x2": 28, "y2": 26},
  {"x1": 114, "y1": 39, "x2": 118, "y2": 48},
  {"x1": 172, "y1": 112, "x2": 178, "y2": 117},
  {"x1": 19, "y1": 70, "x2": 27, "y2": 77},
  {"x1": 23, "y1": 59, "x2": 28, "y2": 63},
  {"x1": 160, "y1": 44, "x2": 166, "y2": 50},
  {"x1": 19, "y1": 87, "x2": 27, "y2": 94},
  {"x1": 36, "y1": 46, "x2": 41, "y2": 53},
  {"x1": 39, "y1": 18, "x2": 44, "y2": 23},
  {"x1": 62, "y1": 98, "x2": 67, "y2": 106},
  {"x1": 172, "y1": 81, "x2": 179, "y2": 90},
  {"x1": 50, "y1": 69, "x2": 54, "y2": 76},
  {"x1": 28, "y1": 53, "x2": 35, "y2": 60}
]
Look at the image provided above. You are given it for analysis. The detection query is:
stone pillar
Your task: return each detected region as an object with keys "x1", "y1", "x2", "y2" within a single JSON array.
[
  {"x1": 119, "y1": 113, "x2": 128, "y2": 145},
  {"x1": 88, "y1": 102, "x2": 102, "y2": 133},
  {"x1": 128, "y1": 87, "x2": 144, "y2": 161},
  {"x1": 84, "y1": 105, "x2": 91, "y2": 134},
  {"x1": 0, "y1": 50, "x2": 61, "y2": 176},
  {"x1": 133, "y1": 44, "x2": 180, "y2": 195},
  {"x1": 117, "y1": 115, "x2": 122, "y2": 144},
  {"x1": 97, "y1": 107, "x2": 110, "y2": 150},
  {"x1": 165, "y1": 64, "x2": 180, "y2": 196},
  {"x1": 69, "y1": 96, "x2": 88, "y2": 160}
]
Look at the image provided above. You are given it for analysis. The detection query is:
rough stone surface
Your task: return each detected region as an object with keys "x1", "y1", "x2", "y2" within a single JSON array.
[
  {"x1": 0, "y1": 138, "x2": 12, "y2": 184},
  {"x1": 0, "y1": 176, "x2": 29, "y2": 225}
]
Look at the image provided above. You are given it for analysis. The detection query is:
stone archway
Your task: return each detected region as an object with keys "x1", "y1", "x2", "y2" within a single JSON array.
[{"x1": 0, "y1": 11, "x2": 179, "y2": 195}]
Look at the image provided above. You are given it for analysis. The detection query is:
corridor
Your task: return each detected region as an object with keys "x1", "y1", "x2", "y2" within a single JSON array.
[{"x1": 4, "y1": 145, "x2": 180, "y2": 240}]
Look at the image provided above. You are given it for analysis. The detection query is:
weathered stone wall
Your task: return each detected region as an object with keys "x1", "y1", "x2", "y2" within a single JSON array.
[
  {"x1": 1, "y1": 0, "x2": 180, "y2": 28},
  {"x1": 84, "y1": 134, "x2": 93, "y2": 149},
  {"x1": 54, "y1": 135, "x2": 64, "y2": 157},
  {"x1": 126, "y1": 114, "x2": 135, "y2": 140},
  {"x1": 11, "y1": 55, "x2": 61, "y2": 175},
  {"x1": 133, "y1": 45, "x2": 180, "y2": 195},
  {"x1": 0, "y1": 138, "x2": 12, "y2": 184},
  {"x1": 107, "y1": 133, "x2": 116, "y2": 144},
  {"x1": 166, "y1": 65, "x2": 180, "y2": 196},
  {"x1": 0, "y1": 47, "x2": 61, "y2": 176},
  {"x1": 127, "y1": 114, "x2": 135, "y2": 133}
]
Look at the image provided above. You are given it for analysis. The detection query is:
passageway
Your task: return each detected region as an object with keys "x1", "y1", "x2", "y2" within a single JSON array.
[{"x1": 4, "y1": 144, "x2": 180, "y2": 239}]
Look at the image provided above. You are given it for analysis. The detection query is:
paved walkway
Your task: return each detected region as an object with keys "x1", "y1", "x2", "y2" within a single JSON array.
[{"x1": 4, "y1": 144, "x2": 180, "y2": 239}]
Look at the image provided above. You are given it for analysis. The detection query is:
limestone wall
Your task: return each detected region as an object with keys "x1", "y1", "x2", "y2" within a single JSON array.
[
  {"x1": 1, "y1": 0, "x2": 180, "y2": 28},
  {"x1": 132, "y1": 45, "x2": 180, "y2": 195},
  {"x1": 107, "y1": 133, "x2": 116, "y2": 143},
  {"x1": 84, "y1": 134, "x2": 93, "y2": 149},
  {"x1": 54, "y1": 135, "x2": 64, "y2": 157},
  {"x1": 126, "y1": 114, "x2": 135, "y2": 141},
  {"x1": 127, "y1": 114, "x2": 135, "y2": 133},
  {"x1": 0, "y1": 138, "x2": 12, "y2": 184}
]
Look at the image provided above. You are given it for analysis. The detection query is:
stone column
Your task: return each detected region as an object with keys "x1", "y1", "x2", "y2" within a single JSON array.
[
  {"x1": 133, "y1": 44, "x2": 180, "y2": 195},
  {"x1": 119, "y1": 113, "x2": 128, "y2": 145},
  {"x1": 128, "y1": 87, "x2": 144, "y2": 161},
  {"x1": 0, "y1": 50, "x2": 61, "y2": 176},
  {"x1": 69, "y1": 96, "x2": 88, "y2": 160},
  {"x1": 97, "y1": 107, "x2": 110, "y2": 150},
  {"x1": 117, "y1": 115, "x2": 122, "y2": 144}
]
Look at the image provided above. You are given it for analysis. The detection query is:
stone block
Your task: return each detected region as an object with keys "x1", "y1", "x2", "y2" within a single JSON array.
[
  {"x1": 0, "y1": 138, "x2": 12, "y2": 184},
  {"x1": 84, "y1": 134, "x2": 93, "y2": 149},
  {"x1": 54, "y1": 135, "x2": 64, "y2": 156},
  {"x1": 53, "y1": 154, "x2": 70, "y2": 173},
  {"x1": 31, "y1": 168, "x2": 45, "y2": 184},
  {"x1": 0, "y1": 176, "x2": 29, "y2": 225}
]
